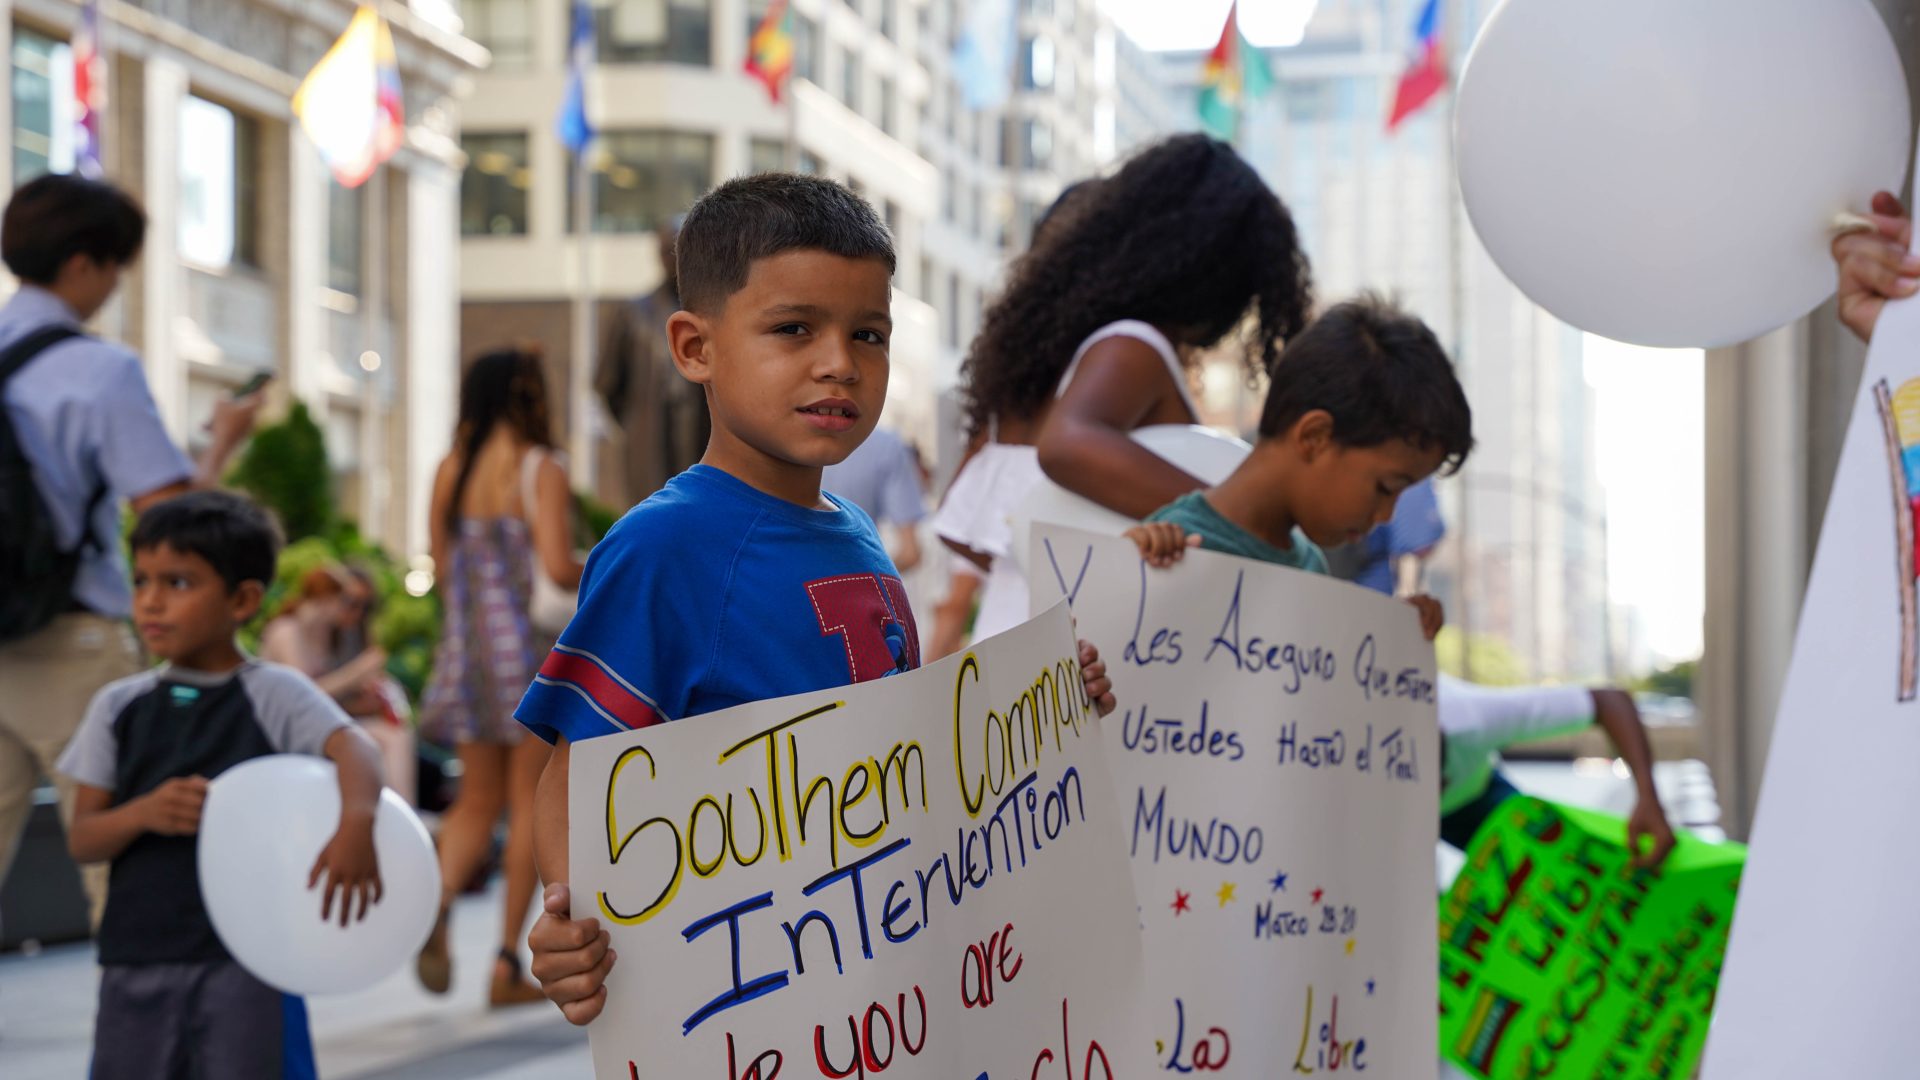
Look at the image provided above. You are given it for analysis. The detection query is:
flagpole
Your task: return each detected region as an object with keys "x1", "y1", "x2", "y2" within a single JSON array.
[{"x1": 571, "y1": 148, "x2": 596, "y2": 491}]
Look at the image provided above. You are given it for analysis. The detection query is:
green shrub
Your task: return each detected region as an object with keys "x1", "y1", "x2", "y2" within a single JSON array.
[{"x1": 227, "y1": 402, "x2": 333, "y2": 542}]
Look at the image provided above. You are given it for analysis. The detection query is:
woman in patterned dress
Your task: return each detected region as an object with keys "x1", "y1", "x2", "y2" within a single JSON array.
[{"x1": 415, "y1": 347, "x2": 583, "y2": 1006}]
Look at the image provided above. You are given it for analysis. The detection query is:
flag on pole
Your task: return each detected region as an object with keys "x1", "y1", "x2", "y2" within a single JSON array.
[
  {"x1": 1387, "y1": 0, "x2": 1446, "y2": 131},
  {"x1": 72, "y1": 0, "x2": 103, "y2": 176},
  {"x1": 557, "y1": 0, "x2": 595, "y2": 153},
  {"x1": 1196, "y1": 2, "x2": 1273, "y2": 143},
  {"x1": 952, "y1": 0, "x2": 1014, "y2": 110},
  {"x1": 744, "y1": 0, "x2": 794, "y2": 104},
  {"x1": 292, "y1": 5, "x2": 404, "y2": 188}
]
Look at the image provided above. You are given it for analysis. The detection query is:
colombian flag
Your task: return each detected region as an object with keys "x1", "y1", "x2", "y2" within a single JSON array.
[
  {"x1": 745, "y1": 0, "x2": 794, "y2": 104},
  {"x1": 1387, "y1": 0, "x2": 1445, "y2": 131},
  {"x1": 292, "y1": 5, "x2": 404, "y2": 188},
  {"x1": 1196, "y1": 2, "x2": 1271, "y2": 143}
]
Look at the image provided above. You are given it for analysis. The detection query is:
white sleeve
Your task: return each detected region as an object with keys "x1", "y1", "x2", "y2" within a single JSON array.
[
  {"x1": 55, "y1": 675, "x2": 154, "y2": 790},
  {"x1": 242, "y1": 664, "x2": 353, "y2": 757},
  {"x1": 1438, "y1": 674, "x2": 1595, "y2": 745}
]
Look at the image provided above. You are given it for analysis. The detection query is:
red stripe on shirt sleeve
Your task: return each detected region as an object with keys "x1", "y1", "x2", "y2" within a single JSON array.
[{"x1": 537, "y1": 650, "x2": 664, "y2": 731}]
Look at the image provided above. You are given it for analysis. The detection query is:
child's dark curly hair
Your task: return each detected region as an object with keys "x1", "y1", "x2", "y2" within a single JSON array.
[{"x1": 959, "y1": 134, "x2": 1312, "y2": 441}]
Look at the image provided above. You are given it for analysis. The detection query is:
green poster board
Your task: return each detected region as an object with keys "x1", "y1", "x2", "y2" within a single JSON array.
[{"x1": 1438, "y1": 796, "x2": 1746, "y2": 1079}]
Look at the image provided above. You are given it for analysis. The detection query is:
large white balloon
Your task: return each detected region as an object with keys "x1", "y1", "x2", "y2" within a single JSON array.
[
  {"x1": 1455, "y1": 0, "x2": 1911, "y2": 349},
  {"x1": 198, "y1": 754, "x2": 440, "y2": 995},
  {"x1": 1007, "y1": 424, "x2": 1252, "y2": 574}
]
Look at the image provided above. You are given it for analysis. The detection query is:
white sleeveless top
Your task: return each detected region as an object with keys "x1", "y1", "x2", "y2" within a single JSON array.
[{"x1": 932, "y1": 320, "x2": 1197, "y2": 640}]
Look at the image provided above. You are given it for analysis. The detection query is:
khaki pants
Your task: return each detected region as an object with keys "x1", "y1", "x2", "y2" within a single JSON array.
[{"x1": 0, "y1": 613, "x2": 142, "y2": 924}]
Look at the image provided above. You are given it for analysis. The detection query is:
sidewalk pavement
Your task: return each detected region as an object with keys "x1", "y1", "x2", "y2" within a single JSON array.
[{"x1": 0, "y1": 885, "x2": 590, "y2": 1079}]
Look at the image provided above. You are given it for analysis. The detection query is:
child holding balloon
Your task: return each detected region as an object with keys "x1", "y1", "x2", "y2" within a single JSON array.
[{"x1": 56, "y1": 490, "x2": 387, "y2": 1080}]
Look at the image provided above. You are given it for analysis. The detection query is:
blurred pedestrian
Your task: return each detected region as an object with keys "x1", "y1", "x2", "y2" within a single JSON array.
[
  {"x1": 261, "y1": 564, "x2": 414, "y2": 804},
  {"x1": 415, "y1": 346, "x2": 582, "y2": 1006},
  {"x1": 0, "y1": 174, "x2": 260, "y2": 921},
  {"x1": 597, "y1": 216, "x2": 708, "y2": 505},
  {"x1": 1325, "y1": 477, "x2": 1444, "y2": 596},
  {"x1": 823, "y1": 425, "x2": 925, "y2": 573}
]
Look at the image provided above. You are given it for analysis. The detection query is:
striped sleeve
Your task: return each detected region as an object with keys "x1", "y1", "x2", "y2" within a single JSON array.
[{"x1": 514, "y1": 518, "x2": 690, "y2": 744}]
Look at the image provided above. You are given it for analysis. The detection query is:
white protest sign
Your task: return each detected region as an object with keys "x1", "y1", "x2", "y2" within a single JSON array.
[
  {"x1": 1700, "y1": 198, "x2": 1920, "y2": 1073},
  {"x1": 1032, "y1": 524, "x2": 1440, "y2": 1077},
  {"x1": 569, "y1": 601, "x2": 1149, "y2": 1078}
]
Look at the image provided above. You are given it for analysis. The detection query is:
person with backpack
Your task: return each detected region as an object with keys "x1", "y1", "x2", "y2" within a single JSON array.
[{"x1": 0, "y1": 173, "x2": 259, "y2": 919}]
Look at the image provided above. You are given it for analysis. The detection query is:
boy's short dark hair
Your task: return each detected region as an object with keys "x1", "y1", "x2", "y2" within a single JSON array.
[
  {"x1": 1, "y1": 174, "x2": 147, "y2": 284},
  {"x1": 1259, "y1": 295, "x2": 1475, "y2": 473},
  {"x1": 129, "y1": 491, "x2": 283, "y2": 591},
  {"x1": 675, "y1": 173, "x2": 895, "y2": 313}
]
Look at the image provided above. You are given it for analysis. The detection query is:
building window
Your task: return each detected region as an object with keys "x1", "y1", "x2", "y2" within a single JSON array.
[
  {"x1": 882, "y1": 199, "x2": 899, "y2": 239},
  {"x1": 11, "y1": 26, "x2": 74, "y2": 184},
  {"x1": 178, "y1": 96, "x2": 260, "y2": 268},
  {"x1": 1022, "y1": 0, "x2": 1052, "y2": 15},
  {"x1": 592, "y1": 0, "x2": 711, "y2": 66},
  {"x1": 792, "y1": 10, "x2": 816, "y2": 83},
  {"x1": 839, "y1": 47, "x2": 860, "y2": 112},
  {"x1": 944, "y1": 272, "x2": 959, "y2": 347},
  {"x1": 796, "y1": 149, "x2": 822, "y2": 175},
  {"x1": 328, "y1": 180, "x2": 363, "y2": 296},
  {"x1": 749, "y1": 136, "x2": 785, "y2": 174},
  {"x1": 461, "y1": 132, "x2": 530, "y2": 235},
  {"x1": 1022, "y1": 117, "x2": 1052, "y2": 169},
  {"x1": 462, "y1": 0, "x2": 533, "y2": 68},
  {"x1": 940, "y1": 173, "x2": 954, "y2": 222},
  {"x1": 1021, "y1": 35, "x2": 1053, "y2": 90},
  {"x1": 878, "y1": 76, "x2": 895, "y2": 136},
  {"x1": 571, "y1": 130, "x2": 714, "y2": 232},
  {"x1": 918, "y1": 255, "x2": 932, "y2": 300},
  {"x1": 878, "y1": 0, "x2": 894, "y2": 40}
]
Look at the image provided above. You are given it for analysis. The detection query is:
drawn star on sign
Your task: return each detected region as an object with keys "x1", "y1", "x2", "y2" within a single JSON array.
[
  {"x1": 1344, "y1": 938, "x2": 1356, "y2": 956},
  {"x1": 1270, "y1": 870, "x2": 1288, "y2": 892},
  {"x1": 1217, "y1": 881, "x2": 1237, "y2": 907},
  {"x1": 1312, "y1": 887, "x2": 1325, "y2": 904},
  {"x1": 1366, "y1": 979, "x2": 1376, "y2": 996},
  {"x1": 1171, "y1": 890, "x2": 1192, "y2": 916}
]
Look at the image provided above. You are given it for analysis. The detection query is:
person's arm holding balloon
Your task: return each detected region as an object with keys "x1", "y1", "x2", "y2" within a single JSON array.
[
  {"x1": 527, "y1": 735, "x2": 618, "y2": 1025},
  {"x1": 307, "y1": 725, "x2": 385, "y2": 927},
  {"x1": 1834, "y1": 190, "x2": 1919, "y2": 343}
]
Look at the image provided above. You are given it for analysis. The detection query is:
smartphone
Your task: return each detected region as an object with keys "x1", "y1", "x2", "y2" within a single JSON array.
[{"x1": 232, "y1": 370, "x2": 274, "y2": 398}]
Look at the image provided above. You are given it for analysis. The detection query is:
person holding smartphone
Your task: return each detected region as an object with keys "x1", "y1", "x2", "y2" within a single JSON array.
[{"x1": 0, "y1": 173, "x2": 263, "y2": 925}]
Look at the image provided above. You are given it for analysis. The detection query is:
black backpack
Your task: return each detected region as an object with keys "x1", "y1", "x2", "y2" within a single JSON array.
[{"x1": 0, "y1": 324, "x2": 104, "y2": 641}]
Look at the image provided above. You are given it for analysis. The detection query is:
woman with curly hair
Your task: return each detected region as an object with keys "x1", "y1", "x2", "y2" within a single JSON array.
[{"x1": 934, "y1": 134, "x2": 1313, "y2": 639}]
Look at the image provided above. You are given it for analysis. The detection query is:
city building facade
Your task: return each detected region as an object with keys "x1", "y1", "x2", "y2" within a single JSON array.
[{"x1": 5, "y1": 0, "x2": 482, "y2": 558}]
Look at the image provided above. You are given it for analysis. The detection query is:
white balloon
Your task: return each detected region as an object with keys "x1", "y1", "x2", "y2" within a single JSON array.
[
  {"x1": 198, "y1": 754, "x2": 441, "y2": 996},
  {"x1": 1455, "y1": 0, "x2": 1911, "y2": 348},
  {"x1": 1007, "y1": 424, "x2": 1252, "y2": 573}
]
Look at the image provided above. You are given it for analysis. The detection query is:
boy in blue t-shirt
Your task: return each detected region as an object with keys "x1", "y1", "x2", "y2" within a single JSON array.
[{"x1": 517, "y1": 173, "x2": 1116, "y2": 1024}]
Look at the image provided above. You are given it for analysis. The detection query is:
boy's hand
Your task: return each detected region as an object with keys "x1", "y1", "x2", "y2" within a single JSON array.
[
  {"x1": 1628, "y1": 795, "x2": 1677, "y2": 870},
  {"x1": 308, "y1": 813, "x2": 383, "y2": 926},
  {"x1": 1834, "y1": 190, "x2": 1918, "y2": 343},
  {"x1": 1124, "y1": 522, "x2": 1200, "y2": 568},
  {"x1": 1077, "y1": 639, "x2": 1116, "y2": 717},
  {"x1": 1406, "y1": 594, "x2": 1444, "y2": 641},
  {"x1": 141, "y1": 776, "x2": 209, "y2": 836},
  {"x1": 529, "y1": 883, "x2": 616, "y2": 1025}
]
